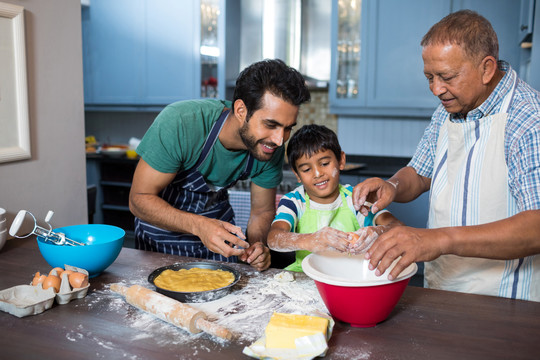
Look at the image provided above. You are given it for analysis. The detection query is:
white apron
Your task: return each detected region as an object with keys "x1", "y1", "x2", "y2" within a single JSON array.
[{"x1": 425, "y1": 75, "x2": 540, "y2": 301}]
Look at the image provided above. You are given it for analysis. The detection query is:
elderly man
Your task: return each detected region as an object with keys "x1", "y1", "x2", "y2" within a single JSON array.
[
  {"x1": 352, "y1": 10, "x2": 540, "y2": 301},
  {"x1": 130, "y1": 59, "x2": 310, "y2": 271}
]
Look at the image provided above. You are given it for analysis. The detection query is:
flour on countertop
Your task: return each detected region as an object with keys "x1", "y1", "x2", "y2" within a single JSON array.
[
  {"x1": 196, "y1": 269, "x2": 328, "y2": 343},
  {"x1": 71, "y1": 267, "x2": 329, "y2": 356}
]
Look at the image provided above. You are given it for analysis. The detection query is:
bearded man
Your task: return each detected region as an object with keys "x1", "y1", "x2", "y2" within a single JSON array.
[{"x1": 130, "y1": 59, "x2": 310, "y2": 271}]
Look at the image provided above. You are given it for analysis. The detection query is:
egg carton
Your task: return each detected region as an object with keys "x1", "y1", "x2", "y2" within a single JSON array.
[
  {"x1": 51, "y1": 264, "x2": 90, "y2": 305},
  {"x1": 0, "y1": 265, "x2": 90, "y2": 318},
  {"x1": 0, "y1": 285, "x2": 55, "y2": 318}
]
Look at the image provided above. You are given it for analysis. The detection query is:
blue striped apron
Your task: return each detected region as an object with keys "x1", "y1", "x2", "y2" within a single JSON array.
[
  {"x1": 134, "y1": 110, "x2": 254, "y2": 262},
  {"x1": 425, "y1": 72, "x2": 540, "y2": 301}
]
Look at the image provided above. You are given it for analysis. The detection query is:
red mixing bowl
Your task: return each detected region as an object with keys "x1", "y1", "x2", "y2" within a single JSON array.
[{"x1": 302, "y1": 253, "x2": 417, "y2": 327}]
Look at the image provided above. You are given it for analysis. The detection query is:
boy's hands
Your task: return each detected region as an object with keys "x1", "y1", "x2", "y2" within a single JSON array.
[
  {"x1": 347, "y1": 225, "x2": 391, "y2": 254},
  {"x1": 308, "y1": 227, "x2": 351, "y2": 253}
]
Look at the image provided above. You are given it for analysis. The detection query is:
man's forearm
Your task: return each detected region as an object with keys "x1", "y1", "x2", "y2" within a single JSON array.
[
  {"x1": 389, "y1": 166, "x2": 431, "y2": 203},
  {"x1": 440, "y1": 210, "x2": 540, "y2": 260},
  {"x1": 129, "y1": 193, "x2": 205, "y2": 236},
  {"x1": 246, "y1": 209, "x2": 275, "y2": 245}
]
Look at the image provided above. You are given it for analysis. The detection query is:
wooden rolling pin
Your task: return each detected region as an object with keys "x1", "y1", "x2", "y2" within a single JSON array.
[{"x1": 110, "y1": 283, "x2": 233, "y2": 341}]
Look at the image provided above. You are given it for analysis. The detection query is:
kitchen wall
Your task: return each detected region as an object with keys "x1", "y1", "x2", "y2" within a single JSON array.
[{"x1": 0, "y1": 0, "x2": 87, "y2": 233}]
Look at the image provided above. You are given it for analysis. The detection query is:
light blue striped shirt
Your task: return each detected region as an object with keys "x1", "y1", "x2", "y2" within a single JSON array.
[{"x1": 409, "y1": 61, "x2": 540, "y2": 211}]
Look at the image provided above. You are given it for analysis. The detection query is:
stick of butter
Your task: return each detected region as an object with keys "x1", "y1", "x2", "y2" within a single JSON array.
[{"x1": 265, "y1": 312, "x2": 329, "y2": 349}]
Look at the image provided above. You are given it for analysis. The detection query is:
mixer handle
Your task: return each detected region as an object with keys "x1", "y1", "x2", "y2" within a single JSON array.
[
  {"x1": 9, "y1": 210, "x2": 31, "y2": 237},
  {"x1": 45, "y1": 211, "x2": 54, "y2": 223}
]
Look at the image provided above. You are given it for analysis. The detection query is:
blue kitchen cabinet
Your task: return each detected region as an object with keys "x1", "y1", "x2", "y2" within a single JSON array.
[
  {"x1": 329, "y1": 0, "x2": 522, "y2": 117},
  {"x1": 453, "y1": 0, "x2": 522, "y2": 69},
  {"x1": 529, "y1": 0, "x2": 540, "y2": 90},
  {"x1": 82, "y1": 0, "x2": 238, "y2": 109},
  {"x1": 82, "y1": 0, "x2": 198, "y2": 107},
  {"x1": 518, "y1": 0, "x2": 535, "y2": 43},
  {"x1": 329, "y1": 0, "x2": 448, "y2": 117}
]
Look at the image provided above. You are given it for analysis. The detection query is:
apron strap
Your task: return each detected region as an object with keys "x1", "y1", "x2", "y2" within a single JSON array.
[
  {"x1": 192, "y1": 109, "x2": 230, "y2": 171},
  {"x1": 190, "y1": 108, "x2": 254, "y2": 190}
]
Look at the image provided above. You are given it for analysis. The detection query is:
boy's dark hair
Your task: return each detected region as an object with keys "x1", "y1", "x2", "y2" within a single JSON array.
[
  {"x1": 287, "y1": 124, "x2": 342, "y2": 172},
  {"x1": 233, "y1": 59, "x2": 311, "y2": 119}
]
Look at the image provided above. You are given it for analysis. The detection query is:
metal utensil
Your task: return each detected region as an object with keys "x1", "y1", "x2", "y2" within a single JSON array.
[{"x1": 9, "y1": 210, "x2": 85, "y2": 246}]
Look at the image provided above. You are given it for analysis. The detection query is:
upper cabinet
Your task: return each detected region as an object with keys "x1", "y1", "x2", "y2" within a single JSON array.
[
  {"x1": 329, "y1": 0, "x2": 523, "y2": 117},
  {"x1": 82, "y1": 0, "x2": 239, "y2": 110}
]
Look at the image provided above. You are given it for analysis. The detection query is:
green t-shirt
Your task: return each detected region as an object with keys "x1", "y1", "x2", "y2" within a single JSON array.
[{"x1": 136, "y1": 99, "x2": 284, "y2": 189}]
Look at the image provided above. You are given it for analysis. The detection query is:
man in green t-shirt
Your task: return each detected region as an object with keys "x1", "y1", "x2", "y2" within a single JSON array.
[{"x1": 129, "y1": 59, "x2": 310, "y2": 271}]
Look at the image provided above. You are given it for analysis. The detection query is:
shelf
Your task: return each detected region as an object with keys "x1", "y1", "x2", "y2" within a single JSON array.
[
  {"x1": 102, "y1": 204, "x2": 130, "y2": 211},
  {"x1": 101, "y1": 181, "x2": 132, "y2": 187}
]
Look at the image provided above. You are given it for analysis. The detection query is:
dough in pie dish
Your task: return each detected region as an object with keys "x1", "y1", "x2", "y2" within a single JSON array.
[{"x1": 153, "y1": 267, "x2": 235, "y2": 292}]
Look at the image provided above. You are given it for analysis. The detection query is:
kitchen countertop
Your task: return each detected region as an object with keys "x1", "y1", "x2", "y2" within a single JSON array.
[{"x1": 1, "y1": 237, "x2": 540, "y2": 359}]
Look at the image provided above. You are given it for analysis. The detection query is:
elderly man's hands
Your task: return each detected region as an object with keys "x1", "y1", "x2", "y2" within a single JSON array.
[
  {"x1": 363, "y1": 226, "x2": 446, "y2": 280},
  {"x1": 352, "y1": 177, "x2": 399, "y2": 216}
]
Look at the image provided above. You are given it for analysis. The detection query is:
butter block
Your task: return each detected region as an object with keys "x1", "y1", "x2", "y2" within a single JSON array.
[{"x1": 265, "y1": 312, "x2": 329, "y2": 349}]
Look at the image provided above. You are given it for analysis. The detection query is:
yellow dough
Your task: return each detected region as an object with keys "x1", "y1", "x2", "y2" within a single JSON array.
[{"x1": 154, "y1": 268, "x2": 235, "y2": 292}]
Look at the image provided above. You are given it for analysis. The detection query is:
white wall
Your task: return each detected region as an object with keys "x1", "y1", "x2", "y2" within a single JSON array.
[{"x1": 0, "y1": 0, "x2": 86, "y2": 235}]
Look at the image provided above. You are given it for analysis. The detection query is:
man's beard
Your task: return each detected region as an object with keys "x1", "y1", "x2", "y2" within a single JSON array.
[{"x1": 239, "y1": 121, "x2": 276, "y2": 162}]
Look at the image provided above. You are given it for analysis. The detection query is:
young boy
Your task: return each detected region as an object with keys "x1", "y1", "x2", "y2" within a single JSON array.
[{"x1": 267, "y1": 124, "x2": 403, "y2": 272}]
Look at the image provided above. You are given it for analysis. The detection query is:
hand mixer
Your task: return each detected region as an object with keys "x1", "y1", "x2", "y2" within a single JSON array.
[{"x1": 9, "y1": 210, "x2": 85, "y2": 246}]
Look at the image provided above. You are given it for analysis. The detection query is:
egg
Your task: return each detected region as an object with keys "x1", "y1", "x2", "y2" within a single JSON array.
[
  {"x1": 49, "y1": 267, "x2": 64, "y2": 277},
  {"x1": 42, "y1": 274, "x2": 61, "y2": 293},
  {"x1": 68, "y1": 272, "x2": 89, "y2": 289},
  {"x1": 32, "y1": 272, "x2": 47, "y2": 286},
  {"x1": 62, "y1": 270, "x2": 74, "y2": 278}
]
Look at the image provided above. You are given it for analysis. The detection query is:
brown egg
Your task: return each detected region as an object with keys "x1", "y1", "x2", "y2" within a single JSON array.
[
  {"x1": 68, "y1": 272, "x2": 89, "y2": 288},
  {"x1": 49, "y1": 267, "x2": 64, "y2": 277},
  {"x1": 62, "y1": 270, "x2": 74, "y2": 278},
  {"x1": 42, "y1": 274, "x2": 61, "y2": 293},
  {"x1": 32, "y1": 272, "x2": 47, "y2": 286}
]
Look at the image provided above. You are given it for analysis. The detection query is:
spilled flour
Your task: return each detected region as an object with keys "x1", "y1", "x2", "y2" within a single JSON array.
[
  {"x1": 196, "y1": 270, "x2": 327, "y2": 342},
  {"x1": 72, "y1": 266, "x2": 329, "y2": 358}
]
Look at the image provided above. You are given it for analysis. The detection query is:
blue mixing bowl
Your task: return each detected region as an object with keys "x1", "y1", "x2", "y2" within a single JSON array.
[{"x1": 37, "y1": 224, "x2": 125, "y2": 277}]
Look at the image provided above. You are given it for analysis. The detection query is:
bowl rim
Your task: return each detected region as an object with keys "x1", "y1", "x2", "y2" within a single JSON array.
[
  {"x1": 302, "y1": 253, "x2": 418, "y2": 287},
  {"x1": 37, "y1": 224, "x2": 125, "y2": 246}
]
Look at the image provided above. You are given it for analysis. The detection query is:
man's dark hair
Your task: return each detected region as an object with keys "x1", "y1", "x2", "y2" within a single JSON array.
[
  {"x1": 233, "y1": 59, "x2": 311, "y2": 118},
  {"x1": 287, "y1": 124, "x2": 342, "y2": 173}
]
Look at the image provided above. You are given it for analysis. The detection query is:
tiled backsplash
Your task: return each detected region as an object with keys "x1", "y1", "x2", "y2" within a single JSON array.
[{"x1": 295, "y1": 89, "x2": 338, "y2": 134}]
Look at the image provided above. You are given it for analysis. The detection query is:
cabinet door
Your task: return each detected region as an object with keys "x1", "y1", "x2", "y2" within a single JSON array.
[
  {"x1": 83, "y1": 0, "x2": 146, "y2": 104},
  {"x1": 82, "y1": 0, "x2": 200, "y2": 106},
  {"x1": 518, "y1": 0, "x2": 535, "y2": 42},
  {"x1": 146, "y1": 1, "x2": 199, "y2": 103},
  {"x1": 330, "y1": 0, "x2": 448, "y2": 116},
  {"x1": 329, "y1": 0, "x2": 523, "y2": 117},
  {"x1": 365, "y1": 0, "x2": 448, "y2": 110},
  {"x1": 452, "y1": 0, "x2": 521, "y2": 69}
]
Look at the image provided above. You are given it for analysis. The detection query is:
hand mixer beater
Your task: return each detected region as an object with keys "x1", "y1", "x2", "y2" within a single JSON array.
[{"x1": 9, "y1": 210, "x2": 86, "y2": 246}]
